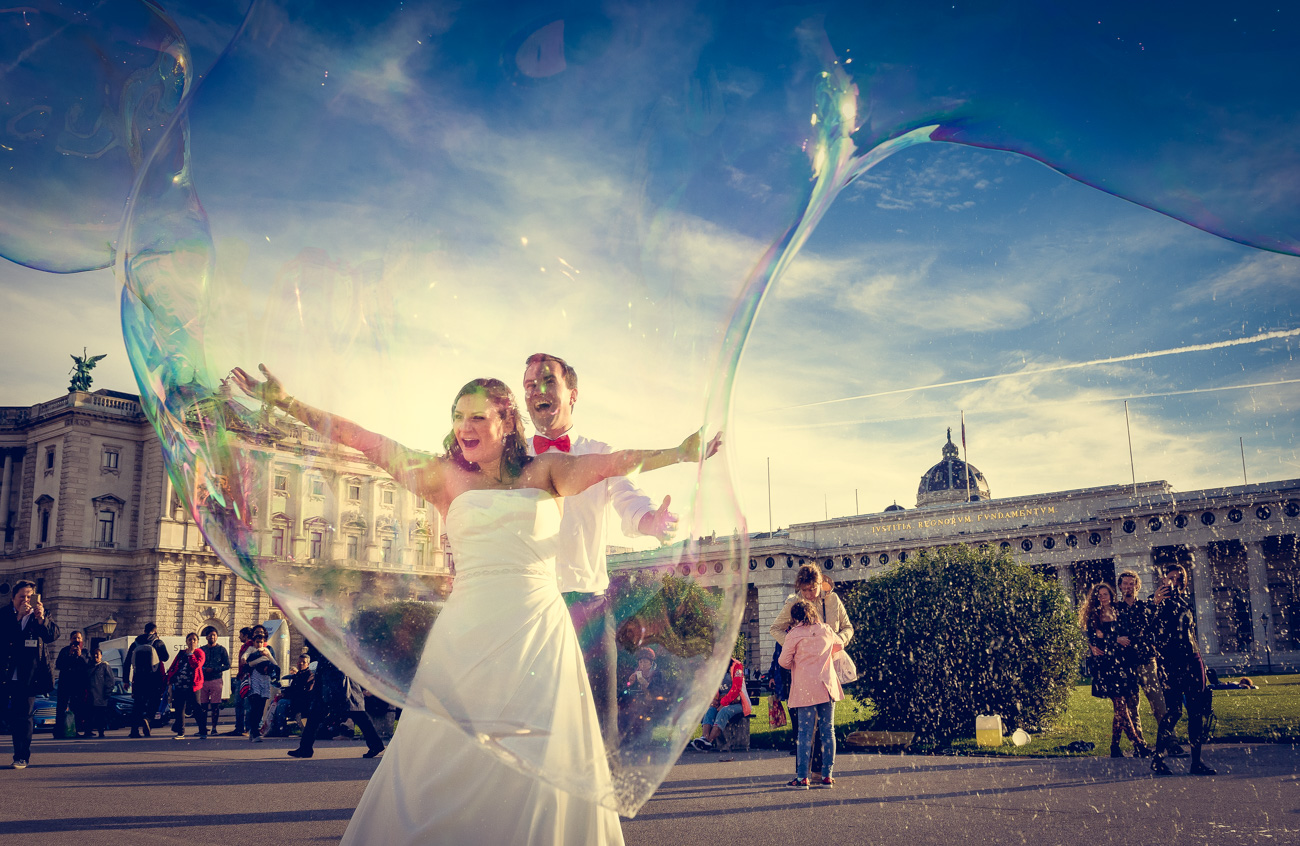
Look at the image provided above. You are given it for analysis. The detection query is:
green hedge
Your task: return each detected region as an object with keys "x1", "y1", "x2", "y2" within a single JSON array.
[{"x1": 840, "y1": 544, "x2": 1085, "y2": 743}]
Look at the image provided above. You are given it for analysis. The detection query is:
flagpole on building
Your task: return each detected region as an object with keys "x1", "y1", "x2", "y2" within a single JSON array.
[
  {"x1": 855, "y1": 488, "x2": 859, "y2": 515},
  {"x1": 1124, "y1": 401, "x2": 1137, "y2": 496},
  {"x1": 1240, "y1": 438, "x2": 1249, "y2": 485},
  {"x1": 766, "y1": 457, "x2": 772, "y2": 532},
  {"x1": 961, "y1": 411, "x2": 971, "y2": 503}
]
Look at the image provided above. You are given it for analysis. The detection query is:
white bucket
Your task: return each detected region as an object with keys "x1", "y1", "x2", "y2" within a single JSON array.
[{"x1": 1011, "y1": 728, "x2": 1030, "y2": 747}]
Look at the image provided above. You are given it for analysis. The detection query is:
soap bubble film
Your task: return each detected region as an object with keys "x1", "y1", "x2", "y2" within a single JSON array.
[
  {"x1": 0, "y1": 0, "x2": 1291, "y2": 821},
  {"x1": 0, "y1": 0, "x2": 191, "y2": 272}
]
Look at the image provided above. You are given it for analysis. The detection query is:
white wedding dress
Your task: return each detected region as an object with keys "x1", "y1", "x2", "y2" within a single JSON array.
[{"x1": 341, "y1": 488, "x2": 625, "y2": 845}]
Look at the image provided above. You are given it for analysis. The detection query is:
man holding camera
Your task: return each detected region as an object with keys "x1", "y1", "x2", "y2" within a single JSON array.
[{"x1": 1, "y1": 580, "x2": 60, "y2": 769}]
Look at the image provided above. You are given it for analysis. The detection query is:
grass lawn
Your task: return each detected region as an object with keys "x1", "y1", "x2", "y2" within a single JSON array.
[{"x1": 725, "y1": 673, "x2": 1300, "y2": 757}]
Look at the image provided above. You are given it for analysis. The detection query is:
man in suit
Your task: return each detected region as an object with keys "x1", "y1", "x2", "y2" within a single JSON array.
[
  {"x1": 522, "y1": 353, "x2": 674, "y2": 743},
  {"x1": 1, "y1": 580, "x2": 60, "y2": 769}
]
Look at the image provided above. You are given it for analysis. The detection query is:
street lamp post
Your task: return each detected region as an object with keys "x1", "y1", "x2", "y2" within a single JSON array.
[{"x1": 1260, "y1": 612, "x2": 1271, "y2": 674}]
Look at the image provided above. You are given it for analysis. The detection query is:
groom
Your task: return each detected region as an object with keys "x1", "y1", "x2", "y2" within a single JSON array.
[{"x1": 523, "y1": 353, "x2": 677, "y2": 744}]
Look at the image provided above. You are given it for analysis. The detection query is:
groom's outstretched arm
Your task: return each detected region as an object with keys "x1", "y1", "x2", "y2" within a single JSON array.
[{"x1": 541, "y1": 431, "x2": 721, "y2": 498}]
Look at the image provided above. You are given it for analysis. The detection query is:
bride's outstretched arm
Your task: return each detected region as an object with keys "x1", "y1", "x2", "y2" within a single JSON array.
[
  {"x1": 230, "y1": 364, "x2": 443, "y2": 494},
  {"x1": 544, "y1": 430, "x2": 722, "y2": 497}
]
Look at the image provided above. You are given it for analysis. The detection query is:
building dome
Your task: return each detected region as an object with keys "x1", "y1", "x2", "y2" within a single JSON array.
[
  {"x1": 916, "y1": 428, "x2": 991, "y2": 507},
  {"x1": 884, "y1": 501, "x2": 906, "y2": 512}
]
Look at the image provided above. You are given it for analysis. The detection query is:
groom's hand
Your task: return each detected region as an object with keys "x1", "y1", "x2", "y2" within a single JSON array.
[{"x1": 639, "y1": 495, "x2": 678, "y2": 543}]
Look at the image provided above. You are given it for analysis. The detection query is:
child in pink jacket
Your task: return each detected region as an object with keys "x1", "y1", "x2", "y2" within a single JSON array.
[{"x1": 777, "y1": 599, "x2": 844, "y2": 788}]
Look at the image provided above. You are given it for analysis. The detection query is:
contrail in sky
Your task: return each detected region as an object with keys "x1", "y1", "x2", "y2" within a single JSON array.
[
  {"x1": 773, "y1": 378, "x2": 1300, "y2": 431},
  {"x1": 767, "y1": 327, "x2": 1300, "y2": 412}
]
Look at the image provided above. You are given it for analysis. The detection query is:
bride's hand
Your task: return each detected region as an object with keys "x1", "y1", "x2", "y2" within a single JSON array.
[
  {"x1": 231, "y1": 364, "x2": 289, "y2": 409},
  {"x1": 678, "y1": 430, "x2": 723, "y2": 463}
]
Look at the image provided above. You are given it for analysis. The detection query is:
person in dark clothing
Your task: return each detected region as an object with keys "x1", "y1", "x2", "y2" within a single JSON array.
[
  {"x1": 1080, "y1": 582, "x2": 1150, "y2": 758},
  {"x1": 1, "y1": 580, "x2": 60, "y2": 768},
  {"x1": 54, "y1": 631, "x2": 92, "y2": 738},
  {"x1": 288, "y1": 643, "x2": 384, "y2": 759},
  {"x1": 123, "y1": 622, "x2": 170, "y2": 738},
  {"x1": 1115, "y1": 569, "x2": 1167, "y2": 736},
  {"x1": 1150, "y1": 564, "x2": 1216, "y2": 776},
  {"x1": 225, "y1": 626, "x2": 255, "y2": 736},
  {"x1": 85, "y1": 648, "x2": 115, "y2": 738},
  {"x1": 269, "y1": 652, "x2": 313, "y2": 736},
  {"x1": 619, "y1": 647, "x2": 670, "y2": 746},
  {"x1": 198, "y1": 626, "x2": 231, "y2": 733}
]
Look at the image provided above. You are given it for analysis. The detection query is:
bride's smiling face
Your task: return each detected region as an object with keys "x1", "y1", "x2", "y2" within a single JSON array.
[{"x1": 453, "y1": 393, "x2": 507, "y2": 464}]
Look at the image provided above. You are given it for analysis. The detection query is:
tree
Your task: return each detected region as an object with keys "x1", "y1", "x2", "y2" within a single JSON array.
[{"x1": 841, "y1": 544, "x2": 1085, "y2": 743}]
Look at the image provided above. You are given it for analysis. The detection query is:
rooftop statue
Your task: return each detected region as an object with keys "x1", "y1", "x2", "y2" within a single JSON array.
[{"x1": 68, "y1": 348, "x2": 106, "y2": 393}]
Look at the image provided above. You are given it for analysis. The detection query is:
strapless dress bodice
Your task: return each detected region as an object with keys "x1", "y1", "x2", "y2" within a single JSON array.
[{"x1": 445, "y1": 488, "x2": 561, "y2": 584}]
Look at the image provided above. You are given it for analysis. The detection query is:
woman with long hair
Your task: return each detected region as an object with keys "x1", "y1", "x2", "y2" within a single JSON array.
[
  {"x1": 232, "y1": 365, "x2": 720, "y2": 845},
  {"x1": 1079, "y1": 583, "x2": 1149, "y2": 757},
  {"x1": 769, "y1": 564, "x2": 853, "y2": 766},
  {"x1": 777, "y1": 599, "x2": 844, "y2": 788}
]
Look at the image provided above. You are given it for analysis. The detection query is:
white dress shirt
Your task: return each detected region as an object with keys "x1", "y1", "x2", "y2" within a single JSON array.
[{"x1": 529, "y1": 429, "x2": 655, "y2": 594}]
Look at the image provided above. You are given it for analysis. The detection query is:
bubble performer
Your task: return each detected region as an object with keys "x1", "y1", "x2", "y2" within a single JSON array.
[{"x1": 230, "y1": 364, "x2": 720, "y2": 845}]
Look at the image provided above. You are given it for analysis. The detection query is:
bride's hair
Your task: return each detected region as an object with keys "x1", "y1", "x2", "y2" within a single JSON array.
[{"x1": 442, "y1": 378, "x2": 532, "y2": 477}]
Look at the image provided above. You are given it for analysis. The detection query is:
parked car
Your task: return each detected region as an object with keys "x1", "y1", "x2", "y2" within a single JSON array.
[
  {"x1": 31, "y1": 691, "x2": 58, "y2": 733},
  {"x1": 21, "y1": 679, "x2": 169, "y2": 733}
]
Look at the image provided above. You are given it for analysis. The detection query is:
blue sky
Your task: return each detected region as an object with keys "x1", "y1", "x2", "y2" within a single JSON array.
[{"x1": 2, "y1": 0, "x2": 1298, "y2": 538}]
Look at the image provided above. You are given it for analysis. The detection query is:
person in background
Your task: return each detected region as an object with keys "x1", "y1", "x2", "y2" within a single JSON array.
[
  {"x1": 224, "y1": 626, "x2": 255, "y2": 736},
  {"x1": 289, "y1": 642, "x2": 383, "y2": 759},
  {"x1": 123, "y1": 622, "x2": 170, "y2": 738},
  {"x1": 770, "y1": 565, "x2": 853, "y2": 768},
  {"x1": 618, "y1": 646, "x2": 668, "y2": 745},
  {"x1": 85, "y1": 648, "x2": 115, "y2": 738},
  {"x1": 690, "y1": 654, "x2": 750, "y2": 752},
  {"x1": 54, "y1": 630, "x2": 91, "y2": 738},
  {"x1": 1151, "y1": 564, "x2": 1216, "y2": 776},
  {"x1": 199, "y1": 626, "x2": 230, "y2": 733},
  {"x1": 167, "y1": 632, "x2": 206, "y2": 739},
  {"x1": 1079, "y1": 583, "x2": 1149, "y2": 758},
  {"x1": 244, "y1": 629, "x2": 279, "y2": 742},
  {"x1": 1115, "y1": 569, "x2": 1165, "y2": 746},
  {"x1": 1, "y1": 580, "x2": 60, "y2": 769},
  {"x1": 777, "y1": 600, "x2": 844, "y2": 789},
  {"x1": 269, "y1": 652, "x2": 314, "y2": 736}
]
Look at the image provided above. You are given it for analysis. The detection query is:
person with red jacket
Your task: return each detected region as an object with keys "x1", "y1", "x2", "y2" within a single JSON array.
[
  {"x1": 690, "y1": 655, "x2": 751, "y2": 752},
  {"x1": 166, "y1": 632, "x2": 207, "y2": 739}
]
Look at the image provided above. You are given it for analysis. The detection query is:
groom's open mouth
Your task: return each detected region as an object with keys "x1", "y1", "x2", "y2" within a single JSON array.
[{"x1": 531, "y1": 399, "x2": 553, "y2": 413}]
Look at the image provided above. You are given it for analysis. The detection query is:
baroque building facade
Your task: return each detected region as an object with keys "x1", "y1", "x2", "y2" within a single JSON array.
[
  {"x1": 0, "y1": 388, "x2": 448, "y2": 645},
  {"x1": 610, "y1": 434, "x2": 1300, "y2": 676}
]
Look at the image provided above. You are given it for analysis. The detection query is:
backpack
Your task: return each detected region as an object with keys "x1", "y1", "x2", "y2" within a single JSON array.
[{"x1": 132, "y1": 640, "x2": 160, "y2": 676}]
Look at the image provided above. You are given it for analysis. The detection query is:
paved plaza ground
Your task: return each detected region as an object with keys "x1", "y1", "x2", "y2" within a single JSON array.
[{"x1": 0, "y1": 732, "x2": 1295, "y2": 845}]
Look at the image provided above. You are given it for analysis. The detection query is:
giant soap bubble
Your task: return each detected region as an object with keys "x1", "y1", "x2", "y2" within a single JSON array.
[
  {"x1": 2, "y1": 0, "x2": 1292, "y2": 821},
  {"x1": 0, "y1": 0, "x2": 190, "y2": 272},
  {"x1": 117, "y1": 0, "x2": 815, "y2": 815}
]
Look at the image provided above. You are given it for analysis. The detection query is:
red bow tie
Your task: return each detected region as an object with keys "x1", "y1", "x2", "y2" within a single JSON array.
[{"x1": 533, "y1": 434, "x2": 571, "y2": 454}]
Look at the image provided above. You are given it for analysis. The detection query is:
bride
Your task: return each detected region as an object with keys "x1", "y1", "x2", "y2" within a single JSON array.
[{"x1": 232, "y1": 366, "x2": 720, "y2": 845}]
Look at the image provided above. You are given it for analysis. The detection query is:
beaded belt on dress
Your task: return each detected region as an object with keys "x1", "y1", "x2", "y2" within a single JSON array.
[{"x1": 453, "y1": 564, "x2": 553, "y2": 583}]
